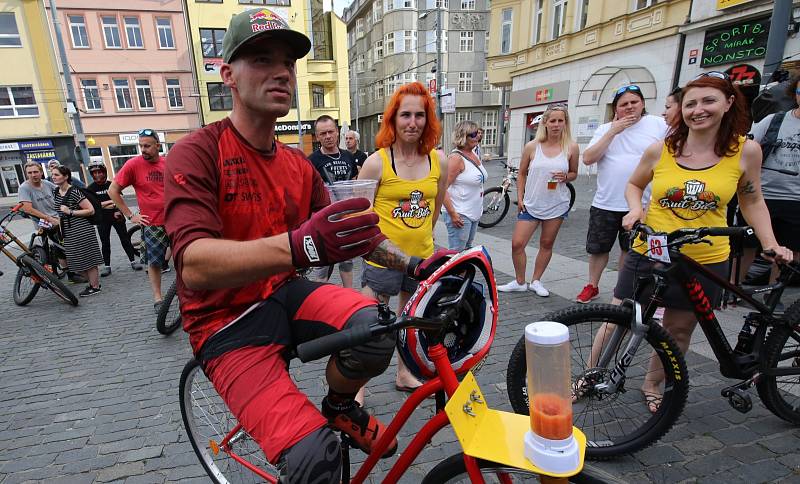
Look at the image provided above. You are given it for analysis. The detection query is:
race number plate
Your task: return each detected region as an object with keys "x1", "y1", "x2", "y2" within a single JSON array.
[{"x1": 646, "y1": 235, "x2": 670, "y2": 263}]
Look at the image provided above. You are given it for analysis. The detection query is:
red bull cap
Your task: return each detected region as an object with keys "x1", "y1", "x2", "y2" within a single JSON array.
[{"x1": 222, "y1": 8, "x2": 311, "y2": 63}]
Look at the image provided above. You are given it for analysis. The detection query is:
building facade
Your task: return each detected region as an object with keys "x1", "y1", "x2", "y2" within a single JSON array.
[
  {"x1": 487, "y1": 0, "x2": 691, "y2": 168},
  {"x1": 185, "y1": 0, "x2": 351, "y2": 153},
  {"x1": 0, "y1": 0, "x2": 73, "y2": 197},
  {"x1": 45, "y1": 0, "x2": 201, "y2": 177},
  {"x1": 343, "y1": 0, "x2": 502, "y2": 155}
]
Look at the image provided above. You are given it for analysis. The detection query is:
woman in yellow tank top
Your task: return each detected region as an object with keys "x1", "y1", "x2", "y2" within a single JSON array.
[
  {"x1": 357, "y1": 81, "x2": 449, "y2": 395},
  {"x1": 584, "y1": 74, "x2": 793, "y2": 414}
]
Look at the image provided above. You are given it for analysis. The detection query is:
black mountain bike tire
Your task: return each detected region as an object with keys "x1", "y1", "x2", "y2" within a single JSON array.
[
  {"x1": 756, "y1": 298, "x2": 800, "y2": 424},
  {"x1": 128, "y1": 225, "x2": 142, "y2": 257},
  {"x1": 156, "y1": 280, "x2": 182, "y2": 335},
  {"x1": 567, "y1": 181, "x2": 576, "y2": 211},
  {"x1": 421, "y1": 452, "x2": 618, "y2": 483},
  {"x1": 479, "y1": 187, "x2": 510, "y2": 228},
  {"x1": 506, "y1": 304, "x2": 688, "y2": 459},
  {"x1": 13, "y1": 254, "x2": 41, "y2": 306},
  {"x1": 16, "y1": 254, "x2": 78, "y2": 306}
]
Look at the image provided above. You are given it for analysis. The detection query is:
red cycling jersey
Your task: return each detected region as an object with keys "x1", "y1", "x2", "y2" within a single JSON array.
[{"x1": 164, "y1": 118, "x2": 329, "y2": 353}]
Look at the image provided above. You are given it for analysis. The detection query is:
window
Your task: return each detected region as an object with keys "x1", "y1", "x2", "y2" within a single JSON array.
[
  {"x1": 68, "y1": 15, "x2": 89, "y2": 48},
  {"x1": 102, "y1": 16, "x2": 122, "y2": 48},
  {"x1": 482, "y1": 111, "x2": 497, "y2": 146},
  {"x1": 156, "y1": 18, "x2": 174, "y2": 48},
  {"x1": 373, "y1": 2, "x2": 382, "y2": 22},
  {"x1": 458, "y1": 72, "x2": 472, "y2": 92},
  {"x1": 357, "y1": 53, "x2": 365, "y2": 72},
  {"x1": 200, "y1": 28, "x2": 225, "y2": 58},
  {"x1": 460, "y1": 0, "x2": 475, "y2": 9},
  {"x1": 113, "y1": 79, "x2": 133, "y2": 110},
  {"x1": 81, "y1": 79, "x2": 102, "y2": 111},
  {"x1": 532, "y1": 0, "x2": 543, "y2": 44},
  {"x1": 0, "y1": 86, "x2": 39, "y2": 117},
  {"x1": 500, "y1": 8, "x2": 512, "y2": 54},
  {"x1": 575, "y1": 0, "x2": 590, "y2": 30},
  {"x1": 435, "y1": 0, "x2": 449, "y2": 7},
  {"x1": 483, "y1": 71, "x2": 491, "y2": 91},
  {"x1": 308, "y1": 9, "x2": 333, "y2": 60},
  {"x1": 312, "y1": 84, "x2": 325, "y2": 108},
  {"x1": 485, "y1": 30, "x2": 490, "y2": 51},
  {"x1": 455, "y1": 110, "x2": 469, "y2": 123},
  {"x1": 207, "y1": 82, "x2": 232, "y2": 111},
  {"x1": 348, "y1": 30, "x2": 355, "y2": 48},
  {"x1": 374, "y1": 40, "x2": 383, "y2": 61},
  {"x1": 385, "y1": 0, "x2": 394, "y2": 12},
  {"x1": 551, "y1": 0, "x2": 567, "y2": 40},
  {"x1": 385, "y1": 32, "x2": 395, "y2": 54},
  {"x1": 459, "y1": 31, "x2": 474, "y2": 52},
  {"x1": 0, "y1": 13, "x2": 22, "y2": 47},
  {"x1": 356, "y1": 18, "x2": 364, "y2": 38},
  {"x1": 403, "y1": 30, "x2": 417, "y2": 52},
  {"x1": 124, "y1": 17, "x2": 143, "y2": 48},
  {"x1": 426, "y1": 30, "x2": 447, "y2": 53},
  {"x1": 135, "y1": 79, "x2": 153, "y2": 109},
  {"x1": 239, "y1": 0, "x2": 292, "y2": 4},
  {"x1": 376, "y1": 80, "x2": 384, "y2": 99},
  {"x1": 108, "y1": 144, "x2": 139, "y2": 173},
  {"x1": 166, "y1": 79, "x2": 183, "y2": 109},
  {"x1": 635, "y1": 0, "x2": 656, "y2": 9},
  {"x1": 402, "y1": 0, "x2": 415, "y2": 8}
]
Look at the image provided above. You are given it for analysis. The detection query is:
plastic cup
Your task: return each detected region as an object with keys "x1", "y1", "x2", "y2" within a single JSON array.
[
  {"x1": 326, "y1": 179, "x2": 378, "y2": 218},
  {"x1": 547, "y1": 179, "x2": 557, "y2": 190}
]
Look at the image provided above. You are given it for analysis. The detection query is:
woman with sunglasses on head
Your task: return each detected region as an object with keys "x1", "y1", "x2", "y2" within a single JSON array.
[
  {"x1": 498, "y1": 104, "x2": 578, "y2": 296},
  {"x1": 576, "y1": 84, "x2": 669, "y2": 303},
  {"x1": 610, "y1": 73, "x2": 793, "y2": 413},
  {"x1": 442, "y1": 121, "x2": 487, "y2": 251}
]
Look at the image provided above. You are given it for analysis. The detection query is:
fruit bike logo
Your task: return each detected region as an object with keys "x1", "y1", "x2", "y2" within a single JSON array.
[
  {"x1": 658, "y1": 179, "x2": 720, "y2": 220},
  {"x1": 392, "y1": 190, "x2": 431, "y2": 228}
]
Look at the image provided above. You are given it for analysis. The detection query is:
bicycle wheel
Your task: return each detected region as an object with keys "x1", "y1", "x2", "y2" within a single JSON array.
[
  {"x1": 756, "y1": 299, "x2": 800, "y2": 424},
  {"x1": 128, "y1": 225, "x2": 142, "y2": 257},
  {"x1": 567, "y1": 181, "x2": 576, "y2": 211},
  {"x1": 421, "y1": 453, "x2": 618, "y2": 483},
  {"x1": 13, "y1": 255, "x2": 41, "y2": 306},
  {"x1": 156, "y1": 280, "x2": 182, "y2": 335},
  {"x1": 179, "y1": 359, "x2": 279, "y2": 484},
  {"x1": 506, "y1": 304, "x2": 688, "y2": 459},
  {"x1": 479, "y1": 187, "x2": 510, "y2": 228}
]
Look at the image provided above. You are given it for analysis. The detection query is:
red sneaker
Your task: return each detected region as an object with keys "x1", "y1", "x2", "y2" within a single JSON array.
[
  {"x1": 322, "y1": 398, "x2": 397, "y2": 458},
  {"x1": 576, "y1": 284, "x2": 599, "y2": 303}
]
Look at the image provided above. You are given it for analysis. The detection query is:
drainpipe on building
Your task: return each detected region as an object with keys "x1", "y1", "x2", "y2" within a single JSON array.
[
  {"x1": 497, "y1": 87, "x2": 507, "y2": 159},
  {"x1": 670, "y1": 0, "x2": 692, "y2": 90},
  {"x1": 762, "y1": 0, "x2": 793, "y2": 89},
  {"x1": 182, "y1": 0, "x2": 205, "y2": 127},
  {"x1": 295, "y1": 78, "x2": 304, "y2": 149},
  {"x1": 47, "y1": 0, "x2": 90, "y2": 170}
]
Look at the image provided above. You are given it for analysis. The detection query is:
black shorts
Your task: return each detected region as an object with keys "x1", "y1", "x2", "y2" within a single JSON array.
[
  {"x1": 614, "y1": 252, "x2": 728, "y2": 311},
  {"x1": 735, "y1": 199, "x2": 800, "y2": 253},
  {"x1": 586, "y1": 206, "x2": 630, "y2": 254}
]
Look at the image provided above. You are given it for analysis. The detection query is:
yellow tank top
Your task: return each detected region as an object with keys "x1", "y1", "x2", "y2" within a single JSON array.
[
  {"x1": 368, "y1": 148, "x2": 441, "y2": 267},
  {"x1": 634, "y1": 141, "x2": 743, "y2": 264}
]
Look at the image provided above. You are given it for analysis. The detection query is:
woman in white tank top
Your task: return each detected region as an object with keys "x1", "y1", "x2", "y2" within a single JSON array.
[
  {"x1": 498, "y1": 104, "x2": 579, "y2": 296},
  {"x1": 442, "y1": 120, "x2": 488, "y2": 250}
]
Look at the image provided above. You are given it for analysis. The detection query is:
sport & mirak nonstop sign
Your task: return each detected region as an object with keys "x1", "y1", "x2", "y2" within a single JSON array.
[{"x1": 701, "y1": 17, "x2": 769, "y2": 67}]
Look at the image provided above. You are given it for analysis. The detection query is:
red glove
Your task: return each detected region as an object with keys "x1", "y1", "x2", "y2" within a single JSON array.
[
  {"x1": 289, "y1": 198, "x2": 386, "y2": 268},
  {"x1": 407, "y1": 249, "x2": 458, "y2": 280}
]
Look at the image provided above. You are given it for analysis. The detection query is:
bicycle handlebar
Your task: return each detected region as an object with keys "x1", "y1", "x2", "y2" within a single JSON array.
[
  {"x1": 631, "y1": 223, "x2": 753, "y2": 246},
  {"x1": 296, "y1": 322, "x2": 375, "y2": 362}
]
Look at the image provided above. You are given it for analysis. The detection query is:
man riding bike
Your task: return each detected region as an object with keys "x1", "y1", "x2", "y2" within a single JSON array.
[{"x1": 164, "y1": 9, "x2": 448, "y2": 482}]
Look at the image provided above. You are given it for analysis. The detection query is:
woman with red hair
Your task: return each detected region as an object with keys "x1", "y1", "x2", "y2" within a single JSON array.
[
  {"x1": 358, "y1": 81, "x2": 448, "y2": 395},
  {"x1": 580, "y1": 73, "x2": 793, "y2": 414}
]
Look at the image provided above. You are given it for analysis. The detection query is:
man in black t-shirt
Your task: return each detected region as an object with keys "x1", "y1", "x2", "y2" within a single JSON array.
[
  {"x1": 87, "y1": 161, "x2": 143, "y2": 276},
  {"x1": 307, "y1": 115, "x2": 358, "y2": 287},
  {"x1": 345, "y1": 130, "x2": 368, "y2": 171}
]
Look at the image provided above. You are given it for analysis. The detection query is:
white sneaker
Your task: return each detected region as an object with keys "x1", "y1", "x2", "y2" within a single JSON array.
[
  {"x1": 529, "y1": 280, "x2": 550, "y2": 297},
  {"x1": 498, "y1": 280, "x2": 529, "y2": 292}
]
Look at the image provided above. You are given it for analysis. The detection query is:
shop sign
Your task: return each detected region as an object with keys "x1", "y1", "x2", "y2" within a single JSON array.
[
  {"x1": 716, "y1": 0, "x2": 754, "y2": 9},
  {"x1": 275, "y1": 120, "x2": 315, "y2": 133},
  {"x1": 701, "y1": 17, "x2": 769, "y2": 67},
  {"x1": 119, "y1": 132, "x2": 166, "y2": 144},
  {"x1": 24, "y1": 150, "x2": 58, "y2": 162},
  {"x1": 535, "y1": 88, "x2": 553, "y2": 102},
  {"x1": 440, "y1": 88, "x2": 456, "y2": 114},
  {"x1": 0, "y1": 142, "x2": 19, "y2": 152},
  {"x1": 18, "y1": 139, "x2": 54, "y2": 151},
  {"x1": 724, "y1": 64, "x2": 761, "y2": 87}
]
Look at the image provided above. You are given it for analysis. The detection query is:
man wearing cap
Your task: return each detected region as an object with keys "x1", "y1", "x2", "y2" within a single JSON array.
[
  {"x1": 164, "y1": 9, "x2": 449, "y2": 479},
  {"x1": 108, "y1": 130, "x2": 169, "y2": 310},
  {"x1": 575, "y1": 85, "x2": 667, "y2": 304}
]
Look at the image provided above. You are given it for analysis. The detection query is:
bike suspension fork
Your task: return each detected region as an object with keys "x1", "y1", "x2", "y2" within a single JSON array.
[{"x1": 596, "y1": 301, "x2": 649, "y2": 394}]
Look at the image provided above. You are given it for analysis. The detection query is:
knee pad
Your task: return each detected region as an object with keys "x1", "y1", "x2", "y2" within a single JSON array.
[
  {"x1": 335, "y1": 306, "x2": 396, "y2": 380},
  {"x1": 278, "y1": 427, "x2": 341, "y2": 484}
]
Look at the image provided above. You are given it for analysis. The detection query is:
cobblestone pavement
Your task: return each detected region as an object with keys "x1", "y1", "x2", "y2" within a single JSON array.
[{"x1": 1, "y1": 165, "x2": 799, "y2": 483}]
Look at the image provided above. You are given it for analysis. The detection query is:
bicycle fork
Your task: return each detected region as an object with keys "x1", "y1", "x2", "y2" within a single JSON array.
[{"x1": 594, "y1": 301, "x2": 650, "y2": 395}]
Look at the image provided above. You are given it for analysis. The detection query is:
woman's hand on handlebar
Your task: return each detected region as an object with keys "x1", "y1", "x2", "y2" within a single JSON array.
[
  {"x1": 622, "y1": 208, "x2": 644, "y2": 231},
  {"x1": 762, "y1": 245, "x2": 794, "y2": 264}
]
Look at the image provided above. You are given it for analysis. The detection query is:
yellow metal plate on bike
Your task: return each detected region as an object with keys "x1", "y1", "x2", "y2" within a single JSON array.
[{"x1": 445, "y1": 371, "x2": 586, "y2": 477}]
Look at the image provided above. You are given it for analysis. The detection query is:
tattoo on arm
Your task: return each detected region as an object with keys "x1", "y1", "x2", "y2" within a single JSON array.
[
  {"x1": 366, "y1": 239, "x2": 411, "y2": 272},
  {"x1": 738, "y1": 179, "x2": 756, "y2": 196}
]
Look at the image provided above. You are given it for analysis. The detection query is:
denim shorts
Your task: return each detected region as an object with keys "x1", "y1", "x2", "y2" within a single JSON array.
[
  {"x1": 517, "y1": 208, "x2": 569, "y2": 222},
  {"x1": 442, "y1": 212, "x2": 479, "y2": 251}
]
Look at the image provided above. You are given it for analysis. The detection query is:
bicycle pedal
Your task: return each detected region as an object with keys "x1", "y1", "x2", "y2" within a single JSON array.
[{"x1": 721, "y1": 386, "x2": 752, "y2": 414}]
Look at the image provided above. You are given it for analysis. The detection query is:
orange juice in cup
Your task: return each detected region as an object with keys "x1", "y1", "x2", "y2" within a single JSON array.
[{"x1": 326, "y1": 180, "x2": 378, "y2": 218}]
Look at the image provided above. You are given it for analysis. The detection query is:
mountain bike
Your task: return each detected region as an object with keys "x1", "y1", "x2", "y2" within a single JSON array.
[
  {"x1": 127, "y1": 223, "x2": 142, "y2": 257},
  {"x1": 480, "y1": 160, "x2": 576, "y2": 228},
  {"x1": 1, "y1": 204, "x2": 78, "y2": 306},
  {"x1": 156, "y1": 279, "x2": 181, "y2": 335},
  {"x1": 505, "y1": 223, "x2": 800, "y2": 458},
  {"x1": 179, "y1": 247, "x2": 616, "y2": 483},
  {"x1": 27, "y1": 222, "x2": 68, "y2": 281}
]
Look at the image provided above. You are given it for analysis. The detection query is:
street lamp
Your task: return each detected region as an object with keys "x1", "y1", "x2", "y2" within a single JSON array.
[{"x1": 419, "y1": 8, "x2": 444, "y2": 121}]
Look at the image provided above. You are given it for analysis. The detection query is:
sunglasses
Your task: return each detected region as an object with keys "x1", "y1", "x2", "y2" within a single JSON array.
[
  {"x1": 694, "y1": 71, "x2": 731, "y2": 82},
  {"x1": 615, "y1": 85, "x2": 641, "y2": 96},
  {"x1": 547, "y1": 102, "x2": 568, "y2": 110},
  {"x1": 467, "y1": 131, "x2": 479, "y2": 139},
  {"x1": 138, "y1": 128, "x2": 157, "y2": 137}
]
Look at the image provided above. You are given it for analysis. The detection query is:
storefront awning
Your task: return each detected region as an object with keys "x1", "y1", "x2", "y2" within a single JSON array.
[{"x1": 576, "y1": 66, "x2": 657, "y2": 107}]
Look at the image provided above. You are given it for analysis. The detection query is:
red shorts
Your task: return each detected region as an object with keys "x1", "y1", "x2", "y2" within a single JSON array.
[{"x1": 203, "y1": 279, "x2": 376, "y2": 462}]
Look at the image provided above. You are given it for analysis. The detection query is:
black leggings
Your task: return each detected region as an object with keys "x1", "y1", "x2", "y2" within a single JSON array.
[
  {"x1": 278, "y1": 427, "x2": 341, "y2": 484},
  {"x1": 97, "y1": 218, "x2": 137, "y2": 265}
]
